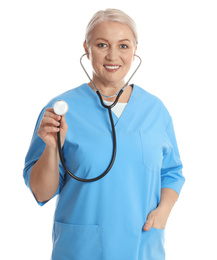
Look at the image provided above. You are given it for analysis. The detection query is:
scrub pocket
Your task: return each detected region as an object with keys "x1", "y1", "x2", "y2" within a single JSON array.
[
  {"x1": 138, "y1": 227, "x2": 165, "y2": 260},
  {"x1": 139, "y1": 131, "x2": 163, "y2": 173},
  {"x1": 52, "y1": 221, "x2": 103, "y2": 260}
]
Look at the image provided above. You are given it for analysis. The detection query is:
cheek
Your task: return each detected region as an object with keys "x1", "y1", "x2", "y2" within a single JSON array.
[
  {"x1": 89, "y1": 47, "x2": 103, "y2": 61},
  {"x1": 123, "y1": 55, "x2": 134, "y2": 70},
  {"x1": 90, "y1": 52, "x2": 103, "y2": 68},
  {"x1": 122, "y1": 50, "x2": 135, "y2": 62},
  {"x1": 89, "y1": 55, "x2": 104, "y2": 76}
]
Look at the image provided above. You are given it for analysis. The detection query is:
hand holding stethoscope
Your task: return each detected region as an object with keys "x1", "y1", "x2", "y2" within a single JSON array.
[
  {"x1": 37, "y1": 53, "x2": 141, "y2": 182},
  {"x1": 37, "y1": 106, "x2": 68, "y2": 150}
]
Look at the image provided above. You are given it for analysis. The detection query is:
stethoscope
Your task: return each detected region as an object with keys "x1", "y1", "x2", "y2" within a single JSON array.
[{"x1": 53, "y1": 53, "x2": 142, "y2": 182}]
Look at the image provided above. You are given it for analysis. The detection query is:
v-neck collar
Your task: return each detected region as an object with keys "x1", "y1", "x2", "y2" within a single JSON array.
[{"x1": 83, "y1": 83, "x2": 138, "y2": 132}]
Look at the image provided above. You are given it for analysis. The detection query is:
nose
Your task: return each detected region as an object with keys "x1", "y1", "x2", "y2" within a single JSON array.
[{"x1": 105, "y1": 46, "x2": 119, "y2": 61}]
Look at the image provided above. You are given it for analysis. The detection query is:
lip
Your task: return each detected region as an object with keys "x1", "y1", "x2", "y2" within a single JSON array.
[{"x1": 103, "y1": 64, "x2": 121, "y2": 73}]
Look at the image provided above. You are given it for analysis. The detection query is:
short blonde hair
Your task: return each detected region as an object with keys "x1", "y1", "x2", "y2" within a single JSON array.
[{"x1": 85, "y1": 9, "x2": 138, "y2": 46}]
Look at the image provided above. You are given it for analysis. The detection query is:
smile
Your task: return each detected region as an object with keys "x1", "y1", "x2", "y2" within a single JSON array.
[
  {"x1": 104, "y1": 65, "x2": 121, "y2": 72},
  {"x1": 104, "y1": 65, "x2": 120, "y2": 69}
]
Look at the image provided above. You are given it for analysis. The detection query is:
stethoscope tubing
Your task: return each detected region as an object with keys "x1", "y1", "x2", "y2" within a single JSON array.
[
  {"x1": 57, "y1": 105, "x2": 117, "y2": 182},
  {"x1": 56, "y1": 53, "x2": 142, "y2": 182}
]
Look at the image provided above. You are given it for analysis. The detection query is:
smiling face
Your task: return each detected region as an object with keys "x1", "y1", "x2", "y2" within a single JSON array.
[{"x1": 84, "y1": 21, "x2": 137, "y2": 89}]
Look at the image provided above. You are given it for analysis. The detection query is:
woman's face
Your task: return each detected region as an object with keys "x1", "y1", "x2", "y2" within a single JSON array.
[{"x1": 84, "y1": 21, "x2": 137, "y2": 87}]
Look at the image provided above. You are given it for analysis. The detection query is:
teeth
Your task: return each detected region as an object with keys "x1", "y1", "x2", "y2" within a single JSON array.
[{"x1": 105, "y1": 65, "x2": 120, "y2": 69}]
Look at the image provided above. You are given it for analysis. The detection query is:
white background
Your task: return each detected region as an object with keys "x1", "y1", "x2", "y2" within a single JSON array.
[{"x1": 0, "y1": 0, "x2": 216, "y2": 259}]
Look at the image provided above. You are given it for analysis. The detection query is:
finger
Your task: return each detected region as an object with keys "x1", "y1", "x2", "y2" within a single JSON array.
[
  {"x1": 37, "y1": 126, "x2": 59, "y2": 137},
  {"x1": 44, "y1": 110, "x2": 61, "y2": 121},
  {"x1": 143, "y1": 213, "x2": 154, "y2": 231},
  {"x1": 45, "y1": 107, "x2": 54, "y2": 112},
  {"x1": 40, "y1": 117, "x2": 60, "y2": 127}
]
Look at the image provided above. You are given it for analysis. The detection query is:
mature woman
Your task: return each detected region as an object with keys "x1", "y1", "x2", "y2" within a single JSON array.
[{"x1": 23, "y1": 8, "x2": 185, "y2": 260}]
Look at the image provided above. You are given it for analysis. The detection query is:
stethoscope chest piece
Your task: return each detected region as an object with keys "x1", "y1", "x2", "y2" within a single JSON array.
[{"x1": 53, "y1": 100, "x2": 68, "y2": 116}]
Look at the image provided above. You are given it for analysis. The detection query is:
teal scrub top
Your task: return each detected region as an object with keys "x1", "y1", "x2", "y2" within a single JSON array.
[{"x1": 23, "y1": 84, "x2": 185, "y2": 260}]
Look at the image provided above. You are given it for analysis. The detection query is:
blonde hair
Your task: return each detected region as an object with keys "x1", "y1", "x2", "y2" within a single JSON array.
[{"x1": 85, "y1": 9, "x2": 138, "y2": 46}]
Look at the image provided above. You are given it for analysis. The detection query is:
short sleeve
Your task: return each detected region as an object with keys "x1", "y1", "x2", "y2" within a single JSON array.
[
  {"x1": 161, "y1": 117, "x2": 185, "y2": 195},
  {"x1": 23, "y1": 107, "x2": 66, "y2": 206}
]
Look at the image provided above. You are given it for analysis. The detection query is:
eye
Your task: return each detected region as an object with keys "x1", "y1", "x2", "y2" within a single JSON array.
[
  {"x1": 120, "y1": 44, "x2": 128, "y2": 49},
  {"x1": 98, "y1": 43, "x2": 107, "y2": 48}
]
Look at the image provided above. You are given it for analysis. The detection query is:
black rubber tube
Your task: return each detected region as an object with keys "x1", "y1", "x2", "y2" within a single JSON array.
[
  {"x1": 57, "y1": 107, "x2": 117, "y2": 182},
  {"x1": 96, "y1": 89, "x2": 123, "y2": 109},
  {"x1": 57, "y1": 89, "x2": 124, "y2": 182}
]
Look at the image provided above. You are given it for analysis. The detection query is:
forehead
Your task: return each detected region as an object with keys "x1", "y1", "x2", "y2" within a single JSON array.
[{"x1": 90, "y1": 21, "x2": 135, "y2": 42}]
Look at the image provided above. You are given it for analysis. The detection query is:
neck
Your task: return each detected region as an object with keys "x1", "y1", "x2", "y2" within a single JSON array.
[
  {"x1": 94, "y1": 78, "x2": 124, "y2": 95},
  {"x1": 88, "y1": 81, "x2": 133, "y2": 103}
]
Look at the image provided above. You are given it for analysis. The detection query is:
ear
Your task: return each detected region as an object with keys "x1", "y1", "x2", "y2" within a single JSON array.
[
  {"x1": 83, "y1": 41, "x2": 90, "y2": 59},
  {"x1": 133, "y1": 45, "x2": 138, "y2": 61}
]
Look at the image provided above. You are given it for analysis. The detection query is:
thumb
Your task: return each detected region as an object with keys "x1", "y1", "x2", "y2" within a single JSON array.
[
  {"x1": 59, "y1": 115, "x2": 68, "y2": 148},
  {"x1": 143, "y1": 213, "x2": 154, "y2": 231},
  {"x1": 60, "y1": 115, "x2": 68, "y2": 131}
]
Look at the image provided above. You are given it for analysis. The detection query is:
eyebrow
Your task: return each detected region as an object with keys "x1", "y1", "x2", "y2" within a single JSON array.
[
  {"x1": 119, "y1": 39, "x2": 131, "y2": 42},
  {"x1": 95, "y1": 38, "x2": 131, "y2": 43}
]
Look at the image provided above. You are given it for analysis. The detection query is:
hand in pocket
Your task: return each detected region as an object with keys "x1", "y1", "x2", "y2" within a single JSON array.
[{"x1": 143, "y1": 207, "x2": 168, "y2": 231}]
